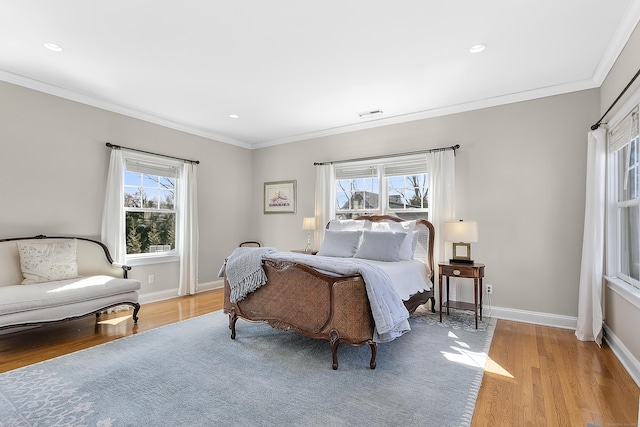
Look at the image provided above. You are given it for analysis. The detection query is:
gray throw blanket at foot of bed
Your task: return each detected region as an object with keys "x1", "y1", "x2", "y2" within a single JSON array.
[{"x1": 224, "y1": 247, "x2": 277, "y2": 303}]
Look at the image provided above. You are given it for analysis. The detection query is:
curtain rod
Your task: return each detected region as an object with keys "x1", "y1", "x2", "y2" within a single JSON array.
[
  {"x1": 313, "y1": 144, "x2": 460, "y2": 166},
  {"x1": 105, "y1": 142, "x2": 200, "y2": 164},
  {"x1": 591, "y1": 67, "x2": 640, "y2": 131}
]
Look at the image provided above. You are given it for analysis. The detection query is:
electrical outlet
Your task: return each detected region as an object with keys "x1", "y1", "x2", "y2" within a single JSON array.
[
  {"x1": 486, "y1": 284, "x2": 493, "y2": 294},
  {"x1": 148, "y1": 274, "x2": 155, "y2": 284}
]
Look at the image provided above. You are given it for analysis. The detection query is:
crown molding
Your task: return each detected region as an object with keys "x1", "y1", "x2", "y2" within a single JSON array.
[
  {"x1": 0, "y1": 68, "x2": 604, "y2": 152},
  {"x1": 251, "y1": 78, "x2": 599, "y2": 149},
  {"x1": 0, "y1": 70, "x2": 252, "y2": 150},
  {"x1": 592, "y1": 0, "x2": 640, "y2": 86}
]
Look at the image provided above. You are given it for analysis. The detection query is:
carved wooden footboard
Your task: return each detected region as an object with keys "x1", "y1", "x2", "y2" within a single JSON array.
[
  {"x1": 223, "y1": 215, "x2": 435, "y2": 370},
  {"x1": 224, "y1": 259, "x2": 378, "y2": 369}
]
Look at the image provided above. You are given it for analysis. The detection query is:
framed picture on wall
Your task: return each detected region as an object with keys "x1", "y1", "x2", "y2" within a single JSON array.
[{"x1": 264, "y1": 180, "x2": 297, "y2": 214}]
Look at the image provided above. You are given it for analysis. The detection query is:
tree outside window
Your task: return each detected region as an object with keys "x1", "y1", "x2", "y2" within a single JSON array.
[
  {"x1": 334, "y1": 159, "x2": 429, "y2": 220},
  {"x1": 124, "y1": 171, "x2": 176, "y2": 255}
]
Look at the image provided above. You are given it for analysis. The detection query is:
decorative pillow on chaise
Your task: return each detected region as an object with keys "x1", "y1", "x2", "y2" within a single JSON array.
[{"x1": 16, "y1": 239, "x2": 79, "y2": 284}]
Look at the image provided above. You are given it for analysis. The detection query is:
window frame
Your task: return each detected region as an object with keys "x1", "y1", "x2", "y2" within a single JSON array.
[
  {"x1": 121, "y1": 151, "x2": 182, "y2": 266},
  {"x1": 607, "y1": 106, "x2": 640, "y2": 290},
  {"x1": 334, "y1": 155, "x2": 429, "y2": 220}
]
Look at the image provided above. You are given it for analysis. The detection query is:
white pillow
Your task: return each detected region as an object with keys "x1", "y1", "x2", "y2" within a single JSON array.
[
  {"x1": 317, "y1": 230, "x2": 363, "y2": 257},
  {"x1": 402, "y1": 231, "x2": 419, "y2": 260},
  {"x1": 371, "y1": 220, "x2": 417, "y2": 260},
  {"x1": 17, "y1": 240, "x2": 79, "y2": 284},
  {"x1": 328, "y1": 220, "x2": 366, "y2": 231},
  {"x1": 354, "y1": 230, "x2": 407, "y2": 262}
]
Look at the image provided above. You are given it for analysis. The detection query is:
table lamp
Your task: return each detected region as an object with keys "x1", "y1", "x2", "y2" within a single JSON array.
[
  {"x1": 302, "y1": 217, "x2": 316, "y2": 253},
  {"x1": 444, "y1": 219, "x2": 478, "y2": 264}
]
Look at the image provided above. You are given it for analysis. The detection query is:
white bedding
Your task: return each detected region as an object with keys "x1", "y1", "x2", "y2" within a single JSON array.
[
  {"x1": 358, "y1": 258, "x2": 432, "y2": 300},
  {"x1": 275, "y1": 255, "x2": 432, "y2": 301}
]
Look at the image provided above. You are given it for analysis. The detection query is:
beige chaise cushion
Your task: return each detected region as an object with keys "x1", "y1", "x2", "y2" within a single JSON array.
[{"x1": 0, "y1": 275, "x2": 140, "y2": 316}]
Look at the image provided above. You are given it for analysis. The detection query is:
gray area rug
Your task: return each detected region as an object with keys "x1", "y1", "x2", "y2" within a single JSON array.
[{"x1": 0, "y1": 308, "x2": 495, "y2": 427}]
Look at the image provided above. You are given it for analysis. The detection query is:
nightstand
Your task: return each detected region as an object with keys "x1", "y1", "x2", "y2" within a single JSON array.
[{"x1": 438, "y1": 262, "x2": 485, "y2": 329}]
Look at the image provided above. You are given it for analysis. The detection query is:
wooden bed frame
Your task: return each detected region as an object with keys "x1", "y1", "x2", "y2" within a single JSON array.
[{"x1": 223, "y1": 215, "x2": 435, "y2": 370}]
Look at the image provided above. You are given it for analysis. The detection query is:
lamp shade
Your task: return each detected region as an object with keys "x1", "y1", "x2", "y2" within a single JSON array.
[
  {"x1": 302, "y1": 217, "x2": 316, "y2": 230},
  {"x1": 443, "y1": 220, "x2": 478, "y2": 243}
]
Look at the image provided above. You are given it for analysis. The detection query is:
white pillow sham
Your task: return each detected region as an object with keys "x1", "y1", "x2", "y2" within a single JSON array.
[
  {"x1": 317, "y1": 230, "x2": 363, "y2": 257},
  {"x1": 354, "y1": 230, "x2": 407, "y2": 262},
  {"x1": 402, "y1": 231, "x2": 419, "y2": 260},
  {"x1": 328, "y1": 220, "x2": 366, "y2": 231},
  {"x1": 371, "y1": 220, "x2": 417, "y2": 260},
  {"x1": 17, "y1": 239, "x2": 79, "y2": 284}
]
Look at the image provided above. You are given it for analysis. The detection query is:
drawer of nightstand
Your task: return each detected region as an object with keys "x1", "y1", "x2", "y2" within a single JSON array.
[{"x1": 440, "y1": 264, "x2": 475, "y2": 277}]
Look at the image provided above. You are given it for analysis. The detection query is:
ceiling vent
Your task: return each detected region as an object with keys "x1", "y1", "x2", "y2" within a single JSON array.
[{"x1": 358, "y1": 109, "x2": 383, "y2": 119}]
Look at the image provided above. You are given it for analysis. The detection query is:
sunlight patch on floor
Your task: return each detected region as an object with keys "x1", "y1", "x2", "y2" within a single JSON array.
[
  {"x1": 442, "y1": 346, "x2": 487, "y2": 369},
  {"x1": 484, "y1": 356, "x2": 514, "y2": 378},
  {"x1": 97, "y1": 315, "x2": 132, "y2": 325},
  {"x1": 442, "y1": 331, "x2": 514, "y2": 379}
]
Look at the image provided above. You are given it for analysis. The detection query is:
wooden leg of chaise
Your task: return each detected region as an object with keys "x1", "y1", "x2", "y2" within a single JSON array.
[
  {"x1": 229, "y1": 308, "x2": 238, "y2": 339},
  {"x1": 132, "y1": 303, "x2": 140, "y2": 324}
]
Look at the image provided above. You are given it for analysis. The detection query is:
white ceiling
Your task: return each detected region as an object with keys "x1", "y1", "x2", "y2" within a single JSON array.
[{"x1": 1, "y1": 1, "x2": 639, "y2": 149}]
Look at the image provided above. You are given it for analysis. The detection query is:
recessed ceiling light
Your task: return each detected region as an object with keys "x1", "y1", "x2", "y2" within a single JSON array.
[
  {"x1": 229, "y1": 114, "x2": 239, "y2": 119},
  {"x1": 43, "y1": 42, "x2": 63, "y2": 52},
  {"x1": 469, "y1": 44, "x2": 486, "y2": 53}
]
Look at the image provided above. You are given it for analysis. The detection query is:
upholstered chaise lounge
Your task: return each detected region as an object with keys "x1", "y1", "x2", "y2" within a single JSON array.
[{"x1": 0, "y1": 235, "x2": 141, "y2": 330}]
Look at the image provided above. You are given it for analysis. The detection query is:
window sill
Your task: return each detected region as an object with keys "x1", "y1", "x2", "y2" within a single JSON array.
[
  {"x1": 126, "y1": 254, "x2": 180, "y2": 266},
  {"x1": 605, "y1": 276, "x2": 640, "y2": 311}
]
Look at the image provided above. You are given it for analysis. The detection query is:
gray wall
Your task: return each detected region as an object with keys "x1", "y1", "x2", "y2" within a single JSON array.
[
  {"x1": 251, "y1": 89, "x2": 600, "y2": 318},
  {"x1": 0, "y1": 81, "x2": 252, "y2": 296}
]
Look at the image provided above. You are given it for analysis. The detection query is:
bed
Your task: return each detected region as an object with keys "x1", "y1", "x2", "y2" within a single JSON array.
[{"x1": 222, "y1": 215, "x2": 435, "y2": 370}]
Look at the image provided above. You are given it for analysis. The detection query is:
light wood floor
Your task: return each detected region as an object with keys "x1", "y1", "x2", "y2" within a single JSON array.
[{"x1": 1, "y1": 289, "x2": 638, "y2": 426}]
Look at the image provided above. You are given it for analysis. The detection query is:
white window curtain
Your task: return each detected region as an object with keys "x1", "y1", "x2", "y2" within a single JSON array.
[
  {"x1": 178, "y1": 162, "x2": 199, "y2": 296},
  {"x1": 101, "y1": 148, "x2": 126, "y2": 264},
  {"x1": 426, "y1": 150, "x2": 456, "y2": 303},
  {"x1": 314, "y1": 164, "x2": 335, "y2": 248},
  {"x1": 425, "y1": 150, "x2": 456, "y2": 266},
  {"x1": 575, "y1": 127, "x2": 607, "y2": 345}
]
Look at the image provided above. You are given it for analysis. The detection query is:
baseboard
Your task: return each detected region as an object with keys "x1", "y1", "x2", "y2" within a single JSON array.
[
  {"x1": 138, "y1": 287, "x2": 576, "y2": 329},
  {"x1": 197, "y1": 279, "x2": 224, "y2": 292},
  {"x1": 486, "y1": 305, "x2": 578, "y2": 330},
  {"x1": 487, "y1": 306, "x2": 640, "y2": 388},
  {"x1": 603, "y1": 324, "x2": 640, "y2": 388},
  {"x1": 138, "y1": 289, "x2": 179, "y2": 304},
  {"x1": 138, "y1": 280, "x2": 224, "y2": 304}
]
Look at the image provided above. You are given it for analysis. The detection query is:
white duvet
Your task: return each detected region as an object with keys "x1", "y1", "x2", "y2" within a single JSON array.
[{"x1": 358, "y1": 258, "x2": 432, "y2": 300}]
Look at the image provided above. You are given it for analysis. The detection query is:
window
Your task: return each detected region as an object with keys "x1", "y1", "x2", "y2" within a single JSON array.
[
  {"x1": 123, "y1": 156, "x2": 180, "y2": 259},
  {"x1": 334, "y1": 157, "x2": 428, "y2": 220},
  {"x1": 609, "y1": 107, "x2": 640, "y2": 288}
]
